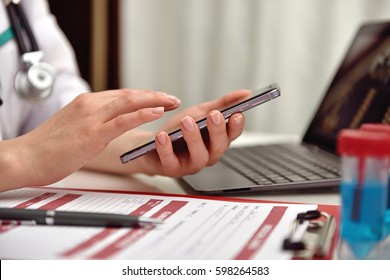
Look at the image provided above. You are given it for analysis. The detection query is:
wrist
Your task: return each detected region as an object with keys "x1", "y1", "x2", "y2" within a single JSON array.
[{"x1": 0, "y1": 137, "x2": 32, "y2": 191}]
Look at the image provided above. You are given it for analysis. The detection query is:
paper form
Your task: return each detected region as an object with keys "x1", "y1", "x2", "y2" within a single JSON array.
[{"x1": 0, "y1": 187, "x2": 317, "y2": 260}]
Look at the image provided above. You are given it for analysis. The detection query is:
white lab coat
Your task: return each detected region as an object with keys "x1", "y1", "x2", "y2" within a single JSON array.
[{"x1": 0, "y1": 0, "x2": 90, "y2": 140}]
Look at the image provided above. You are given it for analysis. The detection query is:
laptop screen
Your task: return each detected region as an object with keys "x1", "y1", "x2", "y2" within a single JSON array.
[{"x1": 303, "y1": 21, "x2": 390, "y2": 154}]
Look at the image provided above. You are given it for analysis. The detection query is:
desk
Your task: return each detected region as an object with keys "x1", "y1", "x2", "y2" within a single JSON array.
[{"x1": 51, "y1": 132, "x2": 341, "y2": 206}]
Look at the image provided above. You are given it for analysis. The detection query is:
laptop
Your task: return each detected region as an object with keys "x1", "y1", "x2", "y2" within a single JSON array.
[{"x1": 181, "y1": 21, "x2": 390, "y2": 194}]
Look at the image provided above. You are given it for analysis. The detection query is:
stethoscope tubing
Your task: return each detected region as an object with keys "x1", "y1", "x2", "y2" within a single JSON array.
[{"x1": 6, "y1": 1, "x2": 39, "y2": 55}]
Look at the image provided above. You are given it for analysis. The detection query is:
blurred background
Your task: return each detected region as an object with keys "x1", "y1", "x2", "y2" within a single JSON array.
[{"x1": 49, "y1": 0, "x2": 390, "y2": 138}]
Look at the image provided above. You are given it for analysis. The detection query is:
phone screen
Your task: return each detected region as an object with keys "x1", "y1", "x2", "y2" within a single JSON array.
[{"x1": 120, "y1": 83, "x2": 281, "y2": 163}]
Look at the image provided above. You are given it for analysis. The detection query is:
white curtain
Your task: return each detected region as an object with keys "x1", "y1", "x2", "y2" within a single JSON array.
[{"x1": 119, "y1": 0, "x2": 390, "y2": 137}]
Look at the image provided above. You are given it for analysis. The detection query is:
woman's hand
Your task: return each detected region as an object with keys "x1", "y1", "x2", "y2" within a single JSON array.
[
  {"x1": 0, "y1": 89, "x2": 180, "y2": 190},
  {"x1": 136, "y1": 89, "x2": 251, "y2": 177}
]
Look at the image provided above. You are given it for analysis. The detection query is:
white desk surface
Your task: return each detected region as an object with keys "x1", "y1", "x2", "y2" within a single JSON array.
[{"x1": 51, "y1": 132, "x2": 341, "y2": 206}]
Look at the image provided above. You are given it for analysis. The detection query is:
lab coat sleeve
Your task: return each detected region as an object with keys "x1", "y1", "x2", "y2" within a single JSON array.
[{"x1": 20, "y1": 0, "x2": 91, "y2": 134}]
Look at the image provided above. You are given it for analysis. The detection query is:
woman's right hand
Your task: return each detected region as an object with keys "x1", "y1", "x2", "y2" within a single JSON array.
[{"x1": 0, "y1": 89, "x2": 180, "y2": 191}]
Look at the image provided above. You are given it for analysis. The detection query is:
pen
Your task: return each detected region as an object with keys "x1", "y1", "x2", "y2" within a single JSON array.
[{"x1": 0, "y1": 208, "x2": 163, "y2": 227}]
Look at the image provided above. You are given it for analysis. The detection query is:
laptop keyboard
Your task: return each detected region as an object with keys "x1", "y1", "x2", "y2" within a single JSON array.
[{"x1": 220, "y1": 144, "x2": 340, "y2": 186}]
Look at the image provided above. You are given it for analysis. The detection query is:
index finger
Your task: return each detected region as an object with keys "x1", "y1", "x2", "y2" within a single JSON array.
[{"x1": 97, "y1": 90, "x2": 180, "y2": 123}]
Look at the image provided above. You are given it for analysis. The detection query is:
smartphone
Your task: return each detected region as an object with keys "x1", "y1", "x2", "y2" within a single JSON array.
[{"x1": 120, "y1": 83, "x2": 281, "y2": 163}]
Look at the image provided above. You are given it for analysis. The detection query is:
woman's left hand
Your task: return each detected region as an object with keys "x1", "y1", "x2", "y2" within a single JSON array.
[{"x1": 136, "y1": 89, "x2": 251, "y2": 177}]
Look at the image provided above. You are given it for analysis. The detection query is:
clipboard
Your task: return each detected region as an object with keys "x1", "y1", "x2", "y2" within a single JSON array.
[
  {"x1": 50, "y1": 187, "x2": 341, "y2": 260},
  {"x1": 54, "y1": 187, "x2": 340, "y2": 260},
  {"x1": 0, "y1": 186, "x2": 340, "y2": 260}
]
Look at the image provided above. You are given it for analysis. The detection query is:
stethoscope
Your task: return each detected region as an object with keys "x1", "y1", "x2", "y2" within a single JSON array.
[{"x1": 3, "y1": 0, "x2": 55, "y2": 104}]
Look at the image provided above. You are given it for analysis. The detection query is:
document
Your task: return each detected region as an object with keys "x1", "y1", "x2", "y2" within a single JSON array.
[{"x1": 0, "y1": 187, "x2": 317, "y2": 260}]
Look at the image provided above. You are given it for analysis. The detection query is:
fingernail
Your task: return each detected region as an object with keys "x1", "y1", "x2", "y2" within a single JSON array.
[
  {"x1": 157, "y1": 132, "x2": 166, "y2": 145},
  {"x1": 167, "y1": 95, "x2": 181, "y2": 104},
  {"x1": 233, "y1": 114, "x2": 243, "y2": 126},
  {"x1": 156, "y1": 91, "x2": 181, "y2": 104},
  {"x1": 210, "y1": 111, "x2": 221, "y2": 125},
  {"x1": 181, "y1": 116, "x2": 194, "y2": 132},
  {"x1": 152, "y1": 107, "x2": 164, "y2": 114}
]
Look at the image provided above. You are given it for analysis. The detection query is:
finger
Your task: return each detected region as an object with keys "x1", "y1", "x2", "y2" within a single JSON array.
[
  {"x1": 227, "y1": 113, "x2": 245, "y2": 141},
  {"x1": 92, "y1": 88, "x2": 170, "y2": 99},
  {"x1": 97, "y1": 90, "x2": 180, "y2": 123},
  {"x1": 180, "y1": 116, "x2": 209, "y2": 170},
  {"x1": 130, "y1": 89, "x2": 181, "y2": 111},
  {"x1": 155, "y1": 132, "x2": 181, "y2": 176},
  {"x1": 99, "y1": 107, "x2": 165, "y2": 142},
  {"x1": 206, "y1": 110, "x2": 230, "y2": 165}
]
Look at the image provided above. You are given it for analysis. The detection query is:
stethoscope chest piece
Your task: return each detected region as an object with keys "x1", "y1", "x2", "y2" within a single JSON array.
[
  {"x1": 15, "y1": 51, "x2": 55, "y2": 102},
  {"x1": 6, "y1": 1, "x2": 55, "y2": 103}
]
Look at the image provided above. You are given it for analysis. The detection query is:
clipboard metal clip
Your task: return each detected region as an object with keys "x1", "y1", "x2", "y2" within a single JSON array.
[{"x1": 283, "y1": 210, "x2": 336, "y2": 259}]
